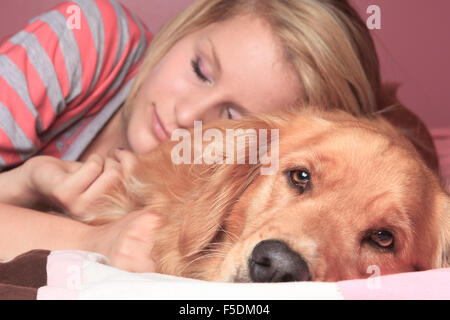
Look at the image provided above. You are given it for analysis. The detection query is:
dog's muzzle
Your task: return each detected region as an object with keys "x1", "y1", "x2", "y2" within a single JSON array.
[{"x1": 249, "y1": 239, "x2": 310, "y2": 282}]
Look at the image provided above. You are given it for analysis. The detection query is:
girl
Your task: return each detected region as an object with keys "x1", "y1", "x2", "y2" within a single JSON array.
[{"x1": 0, "y1": 0, "x2": 438, "y2": 272}]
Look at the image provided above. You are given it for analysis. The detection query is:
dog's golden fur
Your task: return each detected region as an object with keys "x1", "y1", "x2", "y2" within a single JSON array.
[{"x1": 87, "y1": 108, "x2": 450, "y2": 282}]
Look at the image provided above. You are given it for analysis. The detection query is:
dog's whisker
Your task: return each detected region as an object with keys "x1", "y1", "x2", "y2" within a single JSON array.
[
  {"x1": 179, "y1": 243, "x2": 231, "y2": 263},
  {"x1": 218, "y1": 225, "x2": 240, "y2": 242},
  {"x1": 181, "y1": 253, "x2": 226, "y2": 275},
  {"x1": 197, "y1": 248, "x2": 229, "y2": 255},
  {"x1": 198, "y1": 247, "x2": 228, "y2": 252},
  {"x1": 207, "y1": 242, "x2": 233, "y2": 249}
]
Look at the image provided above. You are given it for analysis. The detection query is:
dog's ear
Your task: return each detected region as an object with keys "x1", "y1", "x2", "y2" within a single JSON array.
[
  {"x1": 178, "y1": 161, "x2": 261, "y2": 258},
  {"x1": 435, "y1": 193, "x2": 450, "y2": 268},
  {"x1": 177, "y1": 115, "x2": 281, "y2": 258}
]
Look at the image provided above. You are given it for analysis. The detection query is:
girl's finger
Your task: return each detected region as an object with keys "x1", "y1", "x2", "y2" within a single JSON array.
[
  {"x1": 112, "y1": 249, "x2": 156, "y2": 273},
  {"x1": 79, "y1": 156, "x2": 123, "y2": 204},
  {"x1": 65, "y1": 154, "x2": 105, "y2": 193},
  {"x1": 114, "y1": 148, "x2": 139, "y2": 174}
]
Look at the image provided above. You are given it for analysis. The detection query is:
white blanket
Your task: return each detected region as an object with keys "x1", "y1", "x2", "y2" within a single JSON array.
[{"x1": 36, "y1": 250, "x2": 450, "y2": 300}]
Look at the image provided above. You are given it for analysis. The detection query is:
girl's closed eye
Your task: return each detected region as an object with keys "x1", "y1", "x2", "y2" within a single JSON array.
[
  {"x1": 191, "y1": 56, "x2": 212, "y2": 84},
  {"x1": 224, "y1": 106, "x2": 242, "y2": 120}
]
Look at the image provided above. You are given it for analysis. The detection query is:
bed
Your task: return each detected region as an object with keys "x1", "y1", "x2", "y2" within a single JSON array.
[{"x1": 1, "y1": 249, "x2": 449, "y2": 300}]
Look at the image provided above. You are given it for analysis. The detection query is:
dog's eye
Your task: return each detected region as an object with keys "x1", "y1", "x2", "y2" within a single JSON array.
[
  {"x1": 369, "y1": 230, "x2": 394, "y2": 249},
  {"x1": 287, "y1": 169, "x2": 310, "y2": 194}
]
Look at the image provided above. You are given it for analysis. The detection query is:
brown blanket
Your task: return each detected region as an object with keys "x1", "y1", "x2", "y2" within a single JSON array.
[{"x1": 0, "y1": 250, "x2": 50, "y2": 300}]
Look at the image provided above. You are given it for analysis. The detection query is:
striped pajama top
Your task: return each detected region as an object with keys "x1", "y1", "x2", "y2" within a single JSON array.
[{"x1": 0, "y1": 0, "x2": 152, "y2": 171}]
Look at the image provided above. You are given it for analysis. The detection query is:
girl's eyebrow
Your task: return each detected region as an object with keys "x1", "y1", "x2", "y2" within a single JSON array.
[{"x1": 206, "y1": 37, "x2": 222, "y2": 74}]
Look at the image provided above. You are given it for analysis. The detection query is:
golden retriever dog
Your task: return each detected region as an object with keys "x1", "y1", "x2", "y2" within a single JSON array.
[{"x1": 87, "y1": 108, "x2": 450, "y2": 282}]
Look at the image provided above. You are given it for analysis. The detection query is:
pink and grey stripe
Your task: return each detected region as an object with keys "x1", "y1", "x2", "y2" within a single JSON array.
[{"x1": 0, "y1": 0, "x2": 152, "y2": 171}]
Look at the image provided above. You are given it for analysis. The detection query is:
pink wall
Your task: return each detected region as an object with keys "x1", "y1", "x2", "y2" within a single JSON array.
[
  {"x1": 0, "y1": 0, "x2": 194, "y2": 35},
  {"x1": 0, "y1": 0, "x2": 448, "y2": 128},
  {"x1": 349, "y1": 0, "x2": 450, "y2": 128}
]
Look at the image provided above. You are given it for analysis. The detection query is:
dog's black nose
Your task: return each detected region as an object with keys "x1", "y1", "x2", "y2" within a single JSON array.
[{"x1": 249, "y1": 239, "x2": 310, "y2": 282}]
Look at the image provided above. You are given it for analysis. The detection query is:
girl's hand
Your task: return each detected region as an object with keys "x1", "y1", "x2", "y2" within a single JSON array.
[
  {"x1": 24, "y1": 149, "x2": 138, "y2": 219},
  {"x1": 85, "y1": 210, "x2": 160, "y2": 273}
]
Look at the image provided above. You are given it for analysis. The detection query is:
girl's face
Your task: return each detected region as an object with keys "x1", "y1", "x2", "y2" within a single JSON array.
[{"x1": 126, "y1": 14, "x2": 301, "y2": 154}]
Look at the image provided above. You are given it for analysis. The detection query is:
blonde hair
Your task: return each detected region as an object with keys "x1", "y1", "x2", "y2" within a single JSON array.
[{"x1": 123, "y1": 0, "x2": 380, "y2": 119}]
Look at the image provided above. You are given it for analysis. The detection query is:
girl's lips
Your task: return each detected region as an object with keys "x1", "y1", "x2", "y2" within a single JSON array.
[{"x1": 151, "y1": 104, "x2": 170, "y2": 142}]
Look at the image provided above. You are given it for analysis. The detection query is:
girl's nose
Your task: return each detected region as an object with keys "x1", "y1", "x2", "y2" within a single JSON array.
[{"x1": 175, "y1": 96, "x2": 219, "y2": 128}]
